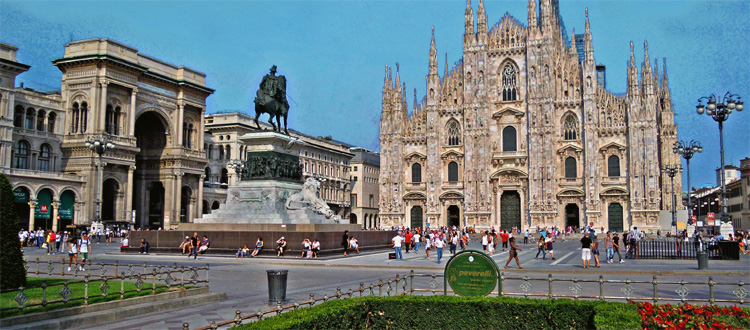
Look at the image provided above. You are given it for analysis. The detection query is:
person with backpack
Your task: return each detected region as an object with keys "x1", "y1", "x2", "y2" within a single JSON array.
[{"x1": 78, "y1": 232, "x2": 92, "y2": 271}]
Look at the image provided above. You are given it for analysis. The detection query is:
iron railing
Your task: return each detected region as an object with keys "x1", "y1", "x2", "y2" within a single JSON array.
[
  {"x1": 2, "y1": 259, "x2": 209, "y2": 314},
  {"x1": 635, "y1": 240, "x2": 740, "y2": 260},
  {"x1": 186, "y1": 270, "x2": 748, "y2": 330}
]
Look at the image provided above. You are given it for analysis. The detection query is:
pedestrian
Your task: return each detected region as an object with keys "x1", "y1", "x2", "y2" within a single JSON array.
[
  {"x1": 55, "y1": 231, "x2": 62, "y2": 253},
  {"x1": 535, "y1": 235, "x2": 546, "y2": 260},
  {"x1": 504, "y1": 237, "x2": 523, "y2": 269},
  {"x1": 481, "y1": 231, "x2": 489, "y2": 253},
  {"x1": 500, "y1": 230, "x2": 507, "y2": 251},
  {"x1": 250, "y1": 237, "x2": 264, "y2": 257},
  {"x1": 188, "y1": 232, "x2": 199, "y2": 259},
  {"x1": 435, "y1": 234, "x2": 444, "y2": 263},
  {"x1": 78, "y1": 232, "x2": 92, "y2": 271},
  {"x1": 404, "y1": 230, "x2": 412, "y2": 253},
  {"x1": 341, "y1": 230, "x2": 350, "y2": 256},
  {"x1": 580, "y1": 232, "x2": 592, "y2": 269},
  {"x1": 46, "y1": 230, "x2": 56, "y2": 255},
  {"x1": 604, "y1": 231, "x2": 614, "y2": 264},
  {"x1": 412, "y1": 231, "x2": 421, "y2": 253},
  {"x1": 545, "y1": 236, "x2": 555, "y2": 260},
  {"x1": 628, "y1": 226, "x2": 638, "y2": 259},
  {"x1": 524, "y1": 229, "x2": 529, "y2": 244},
  {"x1": 392, "y1": 232, "x2": 403, "y2": 260},
  {"x1": 350, "y1": 236, "x2": 360, "y2": 254},
  {"x1": 139, "y1": 238, "x2": 150, "y2": 254},
  {"x1": 612, "y1": 232, "x2": 624, "y2": 263},
  {"x1": 424, "y1": 235, "x2": 432, "y2": 260},
  {"x1": 592, "y1": 235, "x2": 601, "y2": 267},
  {"x1": 311, "y1": 239, "x2": 320, "y2": 258},
  {"x1": 276, "y1": 236, "x2": 287, "y2": 257},
  {"x1": 67, "y1": 236, "x2": 78, "y2": 272},
  {"x1": 449, "y1": 232, "x2": 458, "y2": 255}
]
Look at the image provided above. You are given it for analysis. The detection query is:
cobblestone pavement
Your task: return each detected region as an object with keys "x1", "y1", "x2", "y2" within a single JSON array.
[{"x1": 20, "y1": 236, "x2": 750, "y2": 330}]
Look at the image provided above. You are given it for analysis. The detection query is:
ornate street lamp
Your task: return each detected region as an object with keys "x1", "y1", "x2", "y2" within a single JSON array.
[
  {"x1": 673, "y1": 141, "x2": 702, "y2": 225},
  {"x1": 696, "y1": 92, "x2": 744, "y2": 226},
  {"x1": 662, "y1": 164, "x2": 683, "y2": 231},
  {"x1": 84, "y1": 136, "x2": 115, "y2": 226}
]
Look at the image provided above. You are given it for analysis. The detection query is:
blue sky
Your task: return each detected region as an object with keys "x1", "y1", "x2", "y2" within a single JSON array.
[{"x1": 1, "y1": 0, "x2": 748, "y2": 190}]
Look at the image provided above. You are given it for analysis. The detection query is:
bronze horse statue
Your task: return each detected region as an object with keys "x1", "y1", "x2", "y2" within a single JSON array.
[
  {"x1": 253, "y1": 68, "x2": 289, "y2": 135},
  {"x1": 254, "y1": 94, "x2": 289, "y2": 135}
]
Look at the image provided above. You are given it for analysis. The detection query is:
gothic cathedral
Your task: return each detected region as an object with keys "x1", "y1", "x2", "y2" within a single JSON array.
[{"x1": 379, "y1": 0, "x2": 681, "y2": 232}]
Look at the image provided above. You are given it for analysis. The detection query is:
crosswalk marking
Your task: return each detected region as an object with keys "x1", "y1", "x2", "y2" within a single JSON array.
[{"x1": 550, "y1": 251, "x2": 576, "y2": 265}]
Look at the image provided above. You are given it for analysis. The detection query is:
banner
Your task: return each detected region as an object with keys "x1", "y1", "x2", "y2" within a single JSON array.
[{"x1": 13, "y1": 188, "x2": 28, "y2": 203}]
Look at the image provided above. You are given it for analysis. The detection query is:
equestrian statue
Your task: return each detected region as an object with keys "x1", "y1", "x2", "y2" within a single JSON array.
[{"x1": 254, "y1": 65, "x2": 290, "y2": 134}]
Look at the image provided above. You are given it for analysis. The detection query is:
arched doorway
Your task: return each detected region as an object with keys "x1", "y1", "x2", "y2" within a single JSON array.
[
  {"x1": 36, "y1": 188, "x2": 54, "y2": 229},
  {"x1": 180, "y1": 186, "x2": 192, "y2": 223},
  {"x1": 500, "y1": 191, "x2": 521, "y2": 231},
  {"x1": 102, "y1": 179, "x2": 119, "y2": 221},
  {"x1": 447, "y1": 205, "x2": 460, "y2": 228},
  {"x1": 59, "y1": 190, "x2": 76, "y2": 229},
  {"x1": 410, "y1": 206, "x2": 423, "y2": 229},
  {"x1": 13, "y1": 187, "x2": 31, "y2": 230},
  {"x1": 211, "y1": 201, "x2": 220, "y2": 210},
  {"x1": 202, "y1": 200, "x2": 209, "y2": 214},
  {"x1": 608, "y1": 203, "x2": 624, "y2": 233},
  {"x1": 350, "y1": 213, "x2": 357, "y2": 225},
  {"x1": 565, "y1": 203, "x2": 580, "y2": 229},
  {"x1": 220, "y1": 168, "x2": 228, "y2": 185},
  {"x1": 148, "y1": 182, "x2": 165, "y2": 229},
  {"x1": 133, "y1": 111, "x2": 168, "y2": 229}
]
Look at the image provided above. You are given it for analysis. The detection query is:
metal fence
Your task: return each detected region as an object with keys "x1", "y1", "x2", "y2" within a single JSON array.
[
  {"x1": 2, "y1": 259, "x2": 209, "y2": 314},
  {"x1": 636, "y1": 240, "x2": 740, "y2": 260},
  {"x1": 186, "y1": 270, "x2": 748, "y2": 330}
]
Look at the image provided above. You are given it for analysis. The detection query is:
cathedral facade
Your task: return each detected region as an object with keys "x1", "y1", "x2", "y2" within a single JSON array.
[{"x1": 379, "y1": 0, "x2": 681, "y2": 232}]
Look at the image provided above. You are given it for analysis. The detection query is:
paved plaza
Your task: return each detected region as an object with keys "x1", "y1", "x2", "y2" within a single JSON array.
[{"x1": 17, "y1": 235, "x2": 750, "y2": 330}]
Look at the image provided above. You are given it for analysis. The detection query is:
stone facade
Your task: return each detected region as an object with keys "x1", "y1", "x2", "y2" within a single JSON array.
[
  {"x1": 349, "y1": 147, "x2": 380, "y2": 229},
  {"x1": 379, "y1": 1, "x2": 680, "y2": 232}
]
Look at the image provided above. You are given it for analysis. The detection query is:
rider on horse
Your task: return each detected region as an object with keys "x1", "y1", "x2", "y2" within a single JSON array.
[{"x1": 255, "y1": 65, "x2": 288, "y2": 109}]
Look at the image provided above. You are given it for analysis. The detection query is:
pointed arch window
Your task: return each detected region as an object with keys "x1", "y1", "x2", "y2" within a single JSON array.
[
  {"x1": 502, "y1": 126, "x2": 517, "y2": 152},
  {"x1": 608, "y1": 155, "x2": 621, "y2": 177},
  {"x1": 565, "y1": 157, "x2": 577, "y2": 178},
  {"x1": 448, "y1": 161, "x2": 459, "y2": 182},
  {"x1": 501, "y1": 64, "x2": 518, "y2": 101},
  {"x1": 563, "y1": 114, "x2": 578, "y2": 140},
  {"x1": 411, "y1": 163, "x2": 422, "y2": 183},
  {"x1": 447, "y1": 120, "x2": 461, "y2": 146}
]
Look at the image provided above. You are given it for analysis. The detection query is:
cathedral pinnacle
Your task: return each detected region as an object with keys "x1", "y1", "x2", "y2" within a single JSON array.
[
  {"x1": 464, "y1": 0, "x2": 474, "y2": 47},
  {"x1": 528, "y1": 0, "x2": 537, "y2": 27},
  {"x1": 429, "y1": 27, "x2": 437, "y2": 76},
  {"x1": 585, "y1": 8, "x2": 590, "y2": 33}
]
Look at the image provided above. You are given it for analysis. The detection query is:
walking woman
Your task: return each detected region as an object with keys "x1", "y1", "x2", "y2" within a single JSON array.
[
  {"x1": 504, "y1": 237, "x2": 523, "y2": 269},
  {"x1": 592, "y1": 235, "x2": 601, "y2": 267},
  {"x1": 424, "y1": 235, "x2": 432, "y2": 260},
  {"x1": 535, "y1": 235, "x2": 546, "y2": 260}
]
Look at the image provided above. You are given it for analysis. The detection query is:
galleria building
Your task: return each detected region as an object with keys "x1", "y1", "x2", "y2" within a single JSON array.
[{"x1": 378, "y1": 0, "x2": 681, "y2": 232}]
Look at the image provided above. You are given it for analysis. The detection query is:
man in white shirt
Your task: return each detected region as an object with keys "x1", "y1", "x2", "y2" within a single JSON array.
[
  {"x1": 435, "y1": 235, "x2": 445, "y2": 263},
  {"x1": 392, "y1": 234, "x2": 404, "y2": 260},
  {"x1": 78, "y1": 233, "x2": 92, "y2": 271},
  {"x1": 481, "y1": 232, "x2": 489, "y2": 252},
  {"x1": 412, "y1": 232, "x2": 421, "y2": 253}
]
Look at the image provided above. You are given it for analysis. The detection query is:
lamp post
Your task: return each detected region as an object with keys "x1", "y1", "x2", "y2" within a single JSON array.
[
  {"x1": 84, "y1": 136, "x2": 115, "y2": 227},
  {"x1": 673, "y1": 141, "x2": 702, "y2": 226},
  {"x1": 662, "y1": 164, "x2": 683, "y2": 232},
  {"x1": 696, "y1": 92, "x2": 744, "y2": 227}
]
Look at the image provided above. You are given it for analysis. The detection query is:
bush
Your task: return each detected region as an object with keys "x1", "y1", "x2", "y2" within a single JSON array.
[
  {"x1": 0, "y1": 174, "x2": 26, "y2": 290},
  {"x1": 233, "y1": 296, "x2": 639, "y2": 330}
]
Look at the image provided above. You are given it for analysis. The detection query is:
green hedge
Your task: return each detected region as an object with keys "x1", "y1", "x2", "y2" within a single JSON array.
[{"x1": 233, "y1": 296, "x2": 640, "y2": 330}]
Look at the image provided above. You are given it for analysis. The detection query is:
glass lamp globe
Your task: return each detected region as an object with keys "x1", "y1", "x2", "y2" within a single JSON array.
[{"x1": 696, "y1": 104, "x2": 705, "y2": 114}]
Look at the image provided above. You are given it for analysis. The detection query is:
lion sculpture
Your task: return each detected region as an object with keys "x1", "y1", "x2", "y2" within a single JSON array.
[{"x1": 285, "y1": 178, "x2": 341, "y2": 222}]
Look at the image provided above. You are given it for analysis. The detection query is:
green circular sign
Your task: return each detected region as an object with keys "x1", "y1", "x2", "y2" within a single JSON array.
[{"x1": 445, "y1": 251, "x2": 498, "y2": 296}]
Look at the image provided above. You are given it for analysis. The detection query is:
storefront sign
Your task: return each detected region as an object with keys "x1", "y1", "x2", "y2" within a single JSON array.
[
  {"x1": 13, "y1": 188, "x2": 28, "y2": 203},
  {"x1": 707, "y1": 213, "x2": 715, "y2": 220},
  {"x1": 707, "y1": 220, "x2": 715, "y2": 226},
  {"x1": 445, "y1": 250, "x2": 499, "y2": 297},
  {"x1": 697, "y1": 221, "x2": 704, "y2": 227}
]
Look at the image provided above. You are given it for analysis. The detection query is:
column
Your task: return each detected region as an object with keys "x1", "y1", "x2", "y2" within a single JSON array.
[
  {"x1": 177, "y1": 103, "x2": 184, "y2": 147},
  {"x1": 28, "y1": 200, "x2": 37, "y2": 232},
  {"x1": 129, "y1": 88, "x2": 138, "y2": 137},
  {"x1": 51, "y1": 201, "x2": 60, "y2": 231},
  {"x1": 126, "y1": 165, "x2": 135, "y2": 222},
  {"x1": 99, "y1": 80, "x2": 109, "y2": 133},
  {"x1": 199, "y1": 108, "x2": 205, "y2": 150},
  {"x1": 174, "y1": 172, "x2": 183, "y2": 227},
  {"x1": 197, "y1": 174, "x2": 204, "y2": 218},
  {"x1": 189, "y1": 197, "x2": 196, "y2": 223},
  {"x1": 74, "y1": 202, "x2": 84, "y2": 225}
]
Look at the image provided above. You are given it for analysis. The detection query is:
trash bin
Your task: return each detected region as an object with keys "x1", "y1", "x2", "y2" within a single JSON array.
[
  {"x1": 267, "y1": 270, "x2": 288, "y2": 303},
  {"x1": 697, "y1": 252, "x2": 708, "y2": 270}
]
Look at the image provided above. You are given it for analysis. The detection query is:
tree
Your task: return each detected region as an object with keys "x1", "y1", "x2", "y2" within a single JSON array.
[{"x1": 0, "y1": 174, "x2": 26, "y2": 290}]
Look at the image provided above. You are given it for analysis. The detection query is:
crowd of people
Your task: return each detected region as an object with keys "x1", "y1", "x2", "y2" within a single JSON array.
[{"x1": 389, "y1": 227, "x2": 471, "y2": 264}]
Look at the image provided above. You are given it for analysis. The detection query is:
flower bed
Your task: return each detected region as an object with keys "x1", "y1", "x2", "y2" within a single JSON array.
[{"x1": 636, "y1": 302, "x2": 750, "y2": 329}]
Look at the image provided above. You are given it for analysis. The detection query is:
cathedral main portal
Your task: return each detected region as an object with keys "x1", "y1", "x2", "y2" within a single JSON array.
[{"x1": 500, "y1": 191, "x2": 521, "y2": 231}]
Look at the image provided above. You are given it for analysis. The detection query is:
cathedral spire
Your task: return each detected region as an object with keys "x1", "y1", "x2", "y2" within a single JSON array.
[
  {"x1": 464, "y1": 0, "x2": 475, "y2": 48},
  {"x1": 476, "y1": 0, "x2": 488, "y2": 45},
  {"x1": 395, "y1": 63, "x2": 401, "y2": 95},
  {"x1": 641, "y1": 40, "x2": 654, "y2": 96},
  {"x1": 585, "y1": 7, "x2": 590, "y2": 33},
  {"x1": 528, "y1": 0, "x2": 537, "y2": 27},
  {"x1": 662, "y1": 57, "x2": 672, "y2": 103},
  {"x1": 540, "y1": 0, "x2": 550, "y2": 32},
  {"x1": 413, "y1": 88, "x2": 417, "y2": 112},
  {"x1": 627, "y1": 41, "x2": 640, "y2": 97},
  {"x1": 570, "y1": 27, "x2": 579, "y2": 58},
  {"x1": 583, "y1": 8, "x2": 594, "y2": 64},
  {"x1": 429, "y1": 27, "x2": 437, "y2": 76},
  {"x1": 444, "y1": 53, "x2": 449, "y2": 77}
]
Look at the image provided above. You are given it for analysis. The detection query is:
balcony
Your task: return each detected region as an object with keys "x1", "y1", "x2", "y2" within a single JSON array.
[
  {"x1": 1, "y1": 168, "x2": 83, "y2": 182},
  {"x1": 442, "y1": 181, "x2": 463, "y2": 189},
  {"x1": 491, "y1": 151, "x2": 527, "y2": 166},
  {"x1": 602, "y1": 176, "x2": 627, "y2": 185}
]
